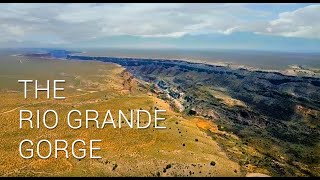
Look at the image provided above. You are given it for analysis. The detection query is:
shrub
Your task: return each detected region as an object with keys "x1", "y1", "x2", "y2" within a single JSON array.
[{"x1": 210, "y1": 161, "x2": 216, "y2": 166}]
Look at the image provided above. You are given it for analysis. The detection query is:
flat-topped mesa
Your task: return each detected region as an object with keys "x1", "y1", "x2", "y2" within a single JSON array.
[{"x1": 65, "y1": 54, "x2": 320, "y2": 82}]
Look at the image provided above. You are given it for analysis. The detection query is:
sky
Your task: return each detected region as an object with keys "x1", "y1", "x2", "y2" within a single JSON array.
[{"x1": 1, "y1": 3, "x2": 320, "y2": 52}]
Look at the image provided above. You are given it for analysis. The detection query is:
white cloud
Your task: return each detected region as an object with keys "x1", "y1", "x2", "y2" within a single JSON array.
[
  {"x1": 0, "y1": 3, "x2": 319, "y2": 47},
  {"x1": 263, "y1": 5, "x2": 320, "y2": 39},
  {"x1": 220, "y1": 27, "x2": 240, "y2": 35}
]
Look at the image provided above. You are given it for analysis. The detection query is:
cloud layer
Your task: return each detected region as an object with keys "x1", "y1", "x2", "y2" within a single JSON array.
[{"x1": 0, "y1": 3, "x2": 319, "y2": 47}]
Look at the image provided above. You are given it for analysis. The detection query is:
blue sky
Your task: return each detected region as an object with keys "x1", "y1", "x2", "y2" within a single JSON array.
[{"x1": 0, "y1": 3, "x2": 319, "y2": 52}]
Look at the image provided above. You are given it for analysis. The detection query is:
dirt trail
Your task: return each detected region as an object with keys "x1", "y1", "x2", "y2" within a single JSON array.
[{"x1": 0, "y1": 91, "x2": 98, "y2": 116}]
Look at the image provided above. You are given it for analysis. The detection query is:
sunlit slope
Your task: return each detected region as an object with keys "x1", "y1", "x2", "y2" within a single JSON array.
[{"x1": 0, "y1": 56, "x2": 241, "y2": 177}]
